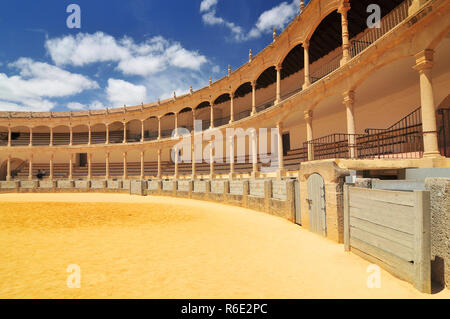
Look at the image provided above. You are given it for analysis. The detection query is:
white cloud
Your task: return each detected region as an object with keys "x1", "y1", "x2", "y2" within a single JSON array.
[
  {"x1": 200, "y1": 0, "x2": 299, "y2": 41},
  {"x1": 106, "y1": 79, "x2": 147, "y2": 107},
  {"x1": 67, "y1": 100, "x2": 106, "y2": 111},
  {"x1": 0, "y1": 58, "x2": 98, "y2": 112},
  {"x1": 45, "y1": 32, "x2": 208, "y2": 77}
]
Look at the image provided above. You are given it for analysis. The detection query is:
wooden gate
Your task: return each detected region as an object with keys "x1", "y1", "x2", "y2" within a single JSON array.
[
  {"x1": 307, "y1": 173, "x2": 326, "y2": 236},
  {"x1": 294, "y1": 180, "x2": 301, "y2": 225},
  {"x1": 344, "y1": 186, "x2": 431, "y2": 293}
]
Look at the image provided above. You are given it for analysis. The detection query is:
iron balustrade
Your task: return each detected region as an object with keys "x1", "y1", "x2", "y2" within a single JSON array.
[{"x1": 437, "y1": 108, "x2": 450, "y2": 157}]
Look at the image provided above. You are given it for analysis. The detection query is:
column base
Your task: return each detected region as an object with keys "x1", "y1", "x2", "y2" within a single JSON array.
[
  {"x1": 423, "y1": 151, "x2": 444, "y2": 158},
  {"x1": 276, "y1": 168, "x2": 286, "y2": 180},
  {"x1": 302, "y1": 83, "x2": 310, "y2": 90},
  {"x1": 251, "y1": 171, "x2": 260, "y2": 179},
  {"x1": 229, "y1": 172, "x2": 236, "y2": 180}
]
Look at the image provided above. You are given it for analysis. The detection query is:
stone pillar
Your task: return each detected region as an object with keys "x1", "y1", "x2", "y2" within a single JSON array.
[
  {"x1": 413, "y1": 50, "x2": 441, "y2": 157},
  {"x1": 174, "y1": 147, "x2": 179, "y2": 179},
  {"x1": 192, "y1": 109, "x2": 196, "y2": 129},
  {"x1": 123, "y1": 152, "x2": 127, "y2": 180},
  {"x1": 158, "y1": 118, "x2": 161, "y2": 140},
  {"x1": 339, "y1": 1, "x2": 351, "y2": 65},
  {"x1": 105, "y1": 152, "x2": 110, "y2": 180},
  {"x1": 229, "y1": 93, "x2": 234, "y2": 123},
  {"x1": 69, "y1": 154, "x2": 74, "y2": 180},
  {"x1": 123, "y1": 122, "x2": 127, "y2": 143},
  {"x1": 251, "y1": 129, "x2": 259, "y2": 177},
  {"x1": 277, "y1": 122, "x2": 285, "y2": 175},
  {"x1": 141, "y1": 120, "x2": 145, "y2": 143},
  {"x1": 70, "y1": 126, "x2": 73, "y2": 146},
  {"x1": 275, "y1": 65, "x2": 282, "y2": 104},
  {"x1": 305, "y1": 110, "x2": 314, "y2": 161},
  {"x1": 210, "y1": 102, "x2": 214, "y2": 128},
  {"x1": 251, "y1": 81, "x2": 257, "y2": 115},
  {"x1": 49, "y1": 127, "x2": 53, "y2": 146},
  {"x1": 6, "y1": 155, "x2": 11, "y2": 181},
  {"x1": 7, "y1": 127, "x2": 11, "y2": 147},
  {"x1": 49, "y1": 153, "x2": 54, "y2": 180},
  {"x1": 140, "y1": 150, "x2": 145, "y2": 180},
  {"x1": 191, "y1": 140, "x2": 196, "y2": 179},
  {"x1": 209, "y1": 140, "x2": 215, "y2": 179},
  {"x1": 157, "y1": 149, "x2": 162, "y2": 178},
  {"x1": 87, "y1": 153, "x2": 92, "y2": 180},
  {"x1": 302, "y1": 41, "x2": 311, "y2": 89},
  {"x1": 343, "y1": 90, "x2": 357, "y2": 158},
  {"x1": 105, "y1": 124, "x2": 109, "y2": 144},
  {"x1": 29, "y1": 127, "x2": 33, "y2": 147},
  {"x1": 229, "y1": 135, "x2": 235, "y2": 178},
  {"x1": 88, "y1": 125, "x2": 92, "y2": 145},
  {"x1": 28, "y1": 154, "x2": 33, "y2": 181},
  {"x1": 174, "y1": 113, "x2": 179, "y2": 137}
]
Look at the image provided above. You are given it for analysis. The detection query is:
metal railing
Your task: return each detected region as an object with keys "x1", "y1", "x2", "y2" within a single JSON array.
[
  {"x1": 437, "y1": 108, "x2": 450, "y2": 157},
  {"x1": 310, "y1": 54, "x2": 342, "y2": 84}
]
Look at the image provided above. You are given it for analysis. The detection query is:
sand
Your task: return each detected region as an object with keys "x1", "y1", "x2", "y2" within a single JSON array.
[{"x1": 0, "y1": 193, "x2": 448, "y2": 299}]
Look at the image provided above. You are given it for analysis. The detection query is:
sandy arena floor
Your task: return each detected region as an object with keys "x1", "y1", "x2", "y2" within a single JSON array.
[{"x1": 0, "y1": 193, "x2": 448, "y2": 299}]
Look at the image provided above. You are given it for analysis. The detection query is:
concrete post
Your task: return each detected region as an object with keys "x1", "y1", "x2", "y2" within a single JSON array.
[
  {"x1": 305, "y1": 110, "x2": 314, "y2": 161},
  {"x1": 339, "y1": 1, "x2": 351, "y2": 65},
  {"x1": 302, "y1": 41, "x2": 311, "y2": 89},
  {"x1": 251, "y1": 81, "x2": 257, "y2": 115},
  {"x1": 413, "y1": 50, "x2": 441, "y2": 158},
  {"x1": 343, "y1": 90, "x2": 357, "y2": 158}
]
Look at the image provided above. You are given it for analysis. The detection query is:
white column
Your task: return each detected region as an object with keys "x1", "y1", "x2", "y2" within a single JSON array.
[
  {"x1": 174, "y1": 147, "x2": 179, "y2": 179},
  {"x1": 277, "y1": 122, "x2": 285, "y2": 172},
  {"x1": 7, "y1": 127, "x2": 11, "y2": 147},
  {"x1": 339, "y1": 2, "x2": 351, "y2": 65},
  {"x1": 88, "y1": 125, "x2": 92, "y2": 145},
  {"x1": 158, "y1": 118, "x2": 161, "y2": 140},
  {"x1": 29, "y1": 127, "x2": 33, "y2": 147},
  {"x1": 191, "y1": 139, "x2": 196, "y2": 179},
  {"x1": 209, "y1": 140, "x2": 214, "y2": 178},
  {"x1": 305, "y1": 110, "x2": 314, "y2": 161},
  {"x1": 413, "y1": 50, "x2": 441, "y2": 157},
  {"x1": 251, "y1": 129, "x2": 258, "y2": 176},
  {"x1": 123, "y1": 122, "x2": 127, "y2": 143},
  {"x1": 87, "y1": 153, "x2": 92, "y2": 180},
  {"x1": 251, "y1": 81, "x2": 257, "y2": 115},
  {"x1": 141, "y1": 120, "x2": 145, "y2": 142},
  {"x1": 69, "y1": 154, "x2": 74, "y2": 180},
  {"x1": 105, "y1": 124, "x2": 109, "y2": 144},
  {"x1": 275, "y1": 65, "x2": 282, "y2": 104},
  {"x1": 343, "y1": 91, "x2": 356, "y2": 158},
  {"x1": 303, "y1": 41, "x2": 311, "y2": 89},
  {"x1": 140, "y1": 150, "x2": 145, "y2": 180},
  {"x1": 123, "y1": 152, "x2": 127, "y2": 180},
  {"x1": 50, "y1": 127, "x2": 53, "y2": 146},
  {"x1": 157, "y1": 149, "x2": 162, "y2": 178},
  {"x1": 105, "y1": 152, "x2": 110, "y2": 180},
  {"x1": 6, "y1": 155, "x2": 11, "y2": 181},
  {"x1": 229, "y1": 93, "x2": 234, "y2": 123},
  {"x1": 28, "y1": 154, "x2": 33, "y2": 181},
  {"x1": 174, "y1": 113, "x2": 179, "y2": 137},
  {"x1": 229, "y1": 135, "x2": 235, "y2": 177},
  {"x1": 49, "y1": 153, "x2": 54, "y2": 180}
]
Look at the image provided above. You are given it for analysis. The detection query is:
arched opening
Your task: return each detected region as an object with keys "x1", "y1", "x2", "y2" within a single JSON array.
[
  {"x1": 91, "y1": 123, "x2": 107, "y2": 144},
  {"x1": 178, "y1": 107, "x2": 193, "y2": 134},
  {"x1": 126, "y1": 119, "x2": 142, "y2": 143},
  {"x1": 108, "y1": 150, "x2": 124, "y2": 178},
  {"x1": 108, "y1": 122, "x2": 124, "y2": 144},
  {"x1": 53, "y1": 125, "x2": 70, "y2": 146},
  {"x1": 195, "y1": 102, "x2": 211, "y2": 130},
  {"x1": 256, "y1": 66, "x2": 277, "y2": 112},
  {"x1": 0, "y1": 158, "x2": 26, "y2": 181},
  {"x1": 32, "y1": 126, "x2": 51, "y2": 146},
  {"x1": 280, "y1": 44, "x2": 305, "y2": 98},
  {"x1": 72, "y1": 124, "x2": 89, "y2": 145},
  {"x1": 10, "y1": 126, "x2": 31, "y2": 147},
  {"x1": 160, "y1": 113, "x2": 175, "y2": 139},
  {"x1": 143, "y1": 117, "x2": 158, "y2": 141},
  {"x1": 213, "y1": 93, "x2": 231, "y2": 127},
  {"x1": 233, "y1": 82, "x2": 252, "y2": 121}
]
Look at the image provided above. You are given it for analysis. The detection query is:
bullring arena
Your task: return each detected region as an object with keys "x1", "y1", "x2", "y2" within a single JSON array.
[{"x1": 1, "y1": 0, "x2": 450, "y2": 299}]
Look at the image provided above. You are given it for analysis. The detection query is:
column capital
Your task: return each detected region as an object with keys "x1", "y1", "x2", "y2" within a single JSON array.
[
  {"x1": 251, "y1": 80, "x2": 257, "y2": 88},
  {"x1": 338, "y1": 1, "x2": 351, "y2": 14},
  {"x1": 304, "y1": 110, "x2": 313, "y2": 121},
  {"x1": 413, "y1": 49, "x2": 435, "y2": 72},
  {"x1": 302, "y1": 40, "x2": 309, "y2": 48},
  {"x1": 343, "y1": 90, "x2": 355, "y2": 105},
  {"x1": 275, "y1": 64, "x2": 282, "y2": 72}
]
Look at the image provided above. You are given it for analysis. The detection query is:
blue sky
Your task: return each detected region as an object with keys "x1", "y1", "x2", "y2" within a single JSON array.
[{"x1": 0, "y1": 0, "x2": 309, "y2": 112}]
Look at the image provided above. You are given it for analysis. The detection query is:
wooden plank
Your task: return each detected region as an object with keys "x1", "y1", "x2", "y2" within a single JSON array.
[
  {"x1": 413, "y1": 191, "x2": 431, "y2": 294},
  {"x1": 344, "y1": 184, "x2": 350, "y2": 251},
  {"x1": 349, "y1": 187, "x2": 415, "y2": 206},
  {"x1": 350, "y1": 227, "x2": 414, "y2": 262},
  {"x1": 350, "y1": 216, "x2": 414, "y2": 249},
  {"x1": 349, "y1": 202, "x2": 414, "y2": 235},
  {"x1": 350, "y1": 238, "x2": 414, "y2": 284}
]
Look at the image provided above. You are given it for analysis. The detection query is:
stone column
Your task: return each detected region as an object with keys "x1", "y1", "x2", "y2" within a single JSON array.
[
  {"x1": 7, "y1": 127, "x2": 11, "y2": 147},
  {"x1": 174, "y1": 113, "x2": 179, "y2": 137},
  {"x1": 6, "y1": 155, "x2": 11, "y2": 181},
  {"x1": 157, "y1": 149, "x2": 162, "y2": 178},
  {"x1": 105, "y1": 124, "x2": 109, "y2": 144},
  {"x1": 49, "y1": 127, "x2": 53, "y2": 146},
  {"x1": 229, "y1": 135, "x2": 235, "y2": 178},
  {"x1": 140, "y1": 150, "x2": 145, "y2": 180},
  {"x1": 275, "y1": 65, "x2": 282, "y2": 104},
  {"x1": 210, "y1": 102, "x2": 214, "y2": 128},
  {"x1": 209, "y1": 140, "x2": 215, "y2": 179},
  {"x1": 305, "y1": 110, "x2": 314, "y2": 161},
  {"x1": 87, "y1": 153, "x2": 92, "y2": 180},
  {"x1": 158, "y1": 118, "x2": 161, "y2": 140},
  {"x1": 69, "y1": 154, "x2": 74, "y2": 180},
  {"x1": 191, "y1": 139, "x2": 196, "y2": 179},
  {"x1": 123, "y1": 122, "x2": 127, "y2": 143},
  {"x1": 88, "y1": 125, "x2": 92, "y2": 145},
  {"x1": 251, "y1": 81, "x2": 257, "y2": 115},
  {"x1": 229, "y1": 93, "x2": 234, "y2": 123},
  {"x1": 141, "y1": 120, "x2": 145, "y2": 142},
  {"x1": 413, "y1": 50, "x2": 441, "y2": 157},
  {"x1": 105, "y1": 152, "x2": 110, "y2": 180},
  {"x1": 302, "y1": 41, "x2": 311, "y2": 89},
  {"x1": 28, "y1": 154, "x2": 33, "y2": 181},
  {"x1": 29, "y1": 127, "x2": 33, "y2": 147},
  {"x1": 251, "y1": 129, "x2": 259, "y2": 177},
  {"x1": 277, "y1": 122, "x2": 285, "y2": 174},
  {"x1": 70, "y1": 126, "x2": 73, "y2": 146},
  {"x1": 192, "y1": 109, "x2": 196, "y2": 129},
  {"x1": 343, "y1": 90, "x2": 357, "y2": 158},
  {"x1": 49, "y1": 153, "x2": 54, "y2": 180},
  {"x1": 339, "y1": 1, "x2": 351, "y2": 65},
  {"x1": 174, "y1": 147, "x2": 179, "y2": 179},
  {"x1": 123, "y1": 152, "x2": 127, "y2": 180}
]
